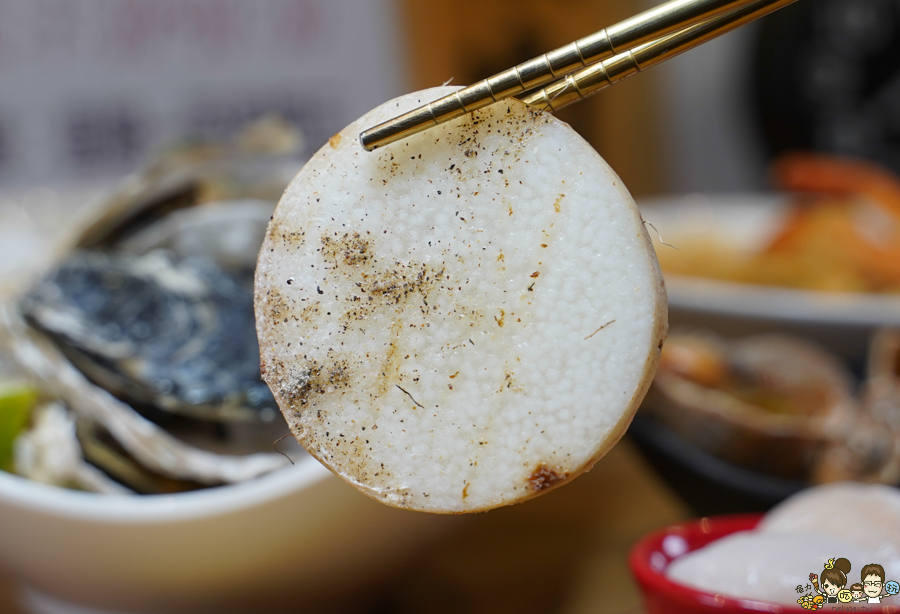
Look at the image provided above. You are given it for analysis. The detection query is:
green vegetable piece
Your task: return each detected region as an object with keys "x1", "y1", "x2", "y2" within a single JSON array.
[{"x1": 0, "y1": 383, "x2": 39, "y2": 472}]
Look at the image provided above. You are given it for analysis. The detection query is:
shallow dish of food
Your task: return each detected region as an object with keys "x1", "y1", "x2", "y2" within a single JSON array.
[
  {"x1": 639, "y1": 193, "x2": 900, "y2": 327},
  {"x1": 640, "y1": 154, "x2": 900, "y2": 362}
]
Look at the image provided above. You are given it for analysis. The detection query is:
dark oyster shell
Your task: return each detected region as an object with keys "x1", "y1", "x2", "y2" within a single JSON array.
[{"x1": 21, "y1": 249, "x2": 276, "y2": 422}]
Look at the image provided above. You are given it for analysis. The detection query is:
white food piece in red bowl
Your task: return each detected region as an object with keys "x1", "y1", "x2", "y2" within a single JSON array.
[
  {"x1": 759, "y1": 481, "x2": 900, "y2": 580},
  {"x1": 631, "y1": 482, "x2": 900, "y2": 613},
  {"x1": 665, "y1": 530, "x2": 875, "y2": 607},
  {"x1": 255, "y1": 86, "x2": 667, "y2": 513}
]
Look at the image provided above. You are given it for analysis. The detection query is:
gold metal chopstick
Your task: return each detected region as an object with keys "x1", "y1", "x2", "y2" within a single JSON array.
[
  {"x1": 521, "y1": 0, "x2": 799, "y2": 111},
  {"x1": 360, "y1": 0, "x2": 756, "y2": 151},
  {"x1": 359, "y1": 0, "x2": 799, "y2": 151}
]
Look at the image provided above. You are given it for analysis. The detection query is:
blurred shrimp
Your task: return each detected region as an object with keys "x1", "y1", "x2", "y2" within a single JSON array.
[
  {"x1": 772, "y1": 152, "x2": 900, "y2": 217},
  {"x1": 764, "y1": 153, "x2": 900, "y2": 291}
]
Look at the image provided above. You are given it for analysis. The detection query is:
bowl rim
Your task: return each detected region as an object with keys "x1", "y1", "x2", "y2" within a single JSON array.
[
  {"x1": 0, "y1": 456, "x2": 332, "y2": 523},
  {"x1": 628, "y1": 513, "x2": 811, "y2": 613}
]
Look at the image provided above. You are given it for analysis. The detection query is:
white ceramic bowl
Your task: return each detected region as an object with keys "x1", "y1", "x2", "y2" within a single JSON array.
[
  {"x1": 0, "y1": 185, "x2": 451, "y2": 613},
  {"x1": 0, "y1": 458, "x2": 449, "y2": 614}
]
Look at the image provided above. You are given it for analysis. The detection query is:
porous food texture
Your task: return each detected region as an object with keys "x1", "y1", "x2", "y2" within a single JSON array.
[{"x1": 255, "y1": 87, "x2": 667, "y2": 513}]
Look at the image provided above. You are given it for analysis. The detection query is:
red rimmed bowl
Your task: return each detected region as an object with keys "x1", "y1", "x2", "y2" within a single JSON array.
[{"x1": 629, "y1": 514, "x2": 808, "y2": 614}]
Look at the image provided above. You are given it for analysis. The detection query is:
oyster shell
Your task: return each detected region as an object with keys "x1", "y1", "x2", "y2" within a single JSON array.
[
  {"x1": 817, "y1": 327, "x2": 900, "y2": 484},
  {"x1": 863, "y1": 328, "x2": 900, "y2": 431},
  {"x1": 75, "y1": 117, "x2": 301, "y2": 251},
  {"x1": 811, "y1": 416, "x2": 900, "y2": 484},
  {"x1": 0, "y1": 120, "x2": 307, "y2": 491},
  {"x1": 644, "y1": 331, "x2": 855, "y2": 480},
  {"x1": 118, "y1": 199, "x2": 274, "y2": 278},
  {"x1": 14, "y1": 401, "x2": 132, "y2": 495},
  {"x1": 21, "y1": 249, "x2": 274, "y2": 422},
  {"x1": 0, "y1": 304, "x2": 288, "y2": 485}
]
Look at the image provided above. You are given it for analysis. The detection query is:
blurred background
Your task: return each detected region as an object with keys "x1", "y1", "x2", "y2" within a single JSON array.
[
  {"x1": 2, "y1": 0, "x2": 900, "y2": 613},
  {"x1": 8, "y1": 0, "x2": 896, "y2": 194},
  {"x1": 1, "y1": 0, "x2": 857, "y2": 196}
]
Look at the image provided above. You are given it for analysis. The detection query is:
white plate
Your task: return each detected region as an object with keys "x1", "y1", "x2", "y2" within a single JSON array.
[
  {"x1": 638, "y1": 193, "x2": 900, "y2": 362},
  {"x1": 639, "y1": 193, "x2": 900, "y2": 328}
]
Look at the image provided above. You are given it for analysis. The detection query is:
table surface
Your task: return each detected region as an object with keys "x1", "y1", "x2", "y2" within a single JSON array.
[{"x1": 0, "y1": 437, "x2": 690, "y2": 614}]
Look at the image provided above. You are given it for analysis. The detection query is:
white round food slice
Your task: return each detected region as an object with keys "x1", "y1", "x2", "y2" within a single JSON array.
[{"x1": 255, "y1": 87, "x2": 667, "y2": 513}]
